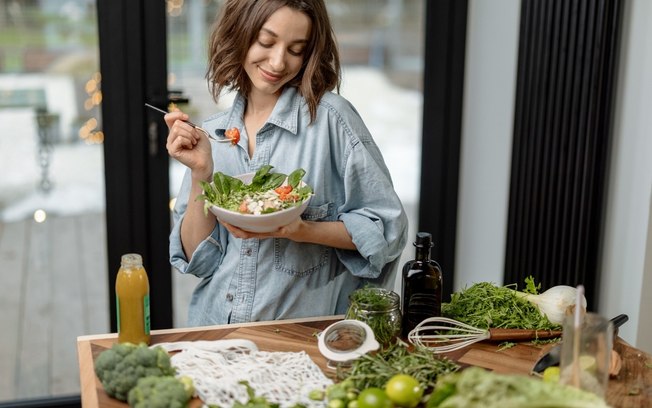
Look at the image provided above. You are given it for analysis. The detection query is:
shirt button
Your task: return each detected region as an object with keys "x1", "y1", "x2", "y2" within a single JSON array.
[
  {"x1": 226, "y1": 293, "x2": 234, "y2": 301},
  {"x1": 244, "y1": 248, "x2": 252, "y2": 256}
]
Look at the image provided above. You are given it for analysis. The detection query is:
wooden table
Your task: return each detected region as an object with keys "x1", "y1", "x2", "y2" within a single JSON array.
[{"x1": 77, "y1": 316, "x2": 651, "y2": 408}]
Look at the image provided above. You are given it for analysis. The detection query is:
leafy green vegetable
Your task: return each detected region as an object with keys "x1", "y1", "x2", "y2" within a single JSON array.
[
  {"x1": 530, "y1": 337, "x2": 562, "y2": 346},
  {"x1": 426, "y1": 383, "x2": 456, "y2": 408},
  {"x1": 288, "y1": 168, "x2": 306, "y2": 188},
  {"x1": 441, "y1": 280, "x2": 560, "y2": 331},
  {"x1": 524, "y1": 275, "x2": 541, "y2": 295},
  {"x1": 94, "y1": 342, "x2": 176, "y2": 401},
  {"x1": 251, "y1": 165, "x2": 274, "y2": 187},
  {"x1": 198, "y1": 166, "x2": 312, "y2": 216},
  {"x1": 340, "y1": 339, "x2": 459, "y2": 390},
  {"x1": 426, "y1": 366, "x2": 609, "y2": 408},
  {"x1": 260, "y1": 173, "x2": 286, "y2": 191}
]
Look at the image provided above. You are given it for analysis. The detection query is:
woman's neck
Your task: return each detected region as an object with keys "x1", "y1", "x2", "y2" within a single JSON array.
[
  {"x1": 243, "y1": 89, "x2": 281, "y2": 158},
  {"x1": 246, "y1": 88, "x2": 280, "y2": 118}
]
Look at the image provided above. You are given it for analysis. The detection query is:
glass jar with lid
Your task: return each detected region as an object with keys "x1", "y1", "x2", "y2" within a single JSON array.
[{"x1": 345, "y1": 286, "x2": 402, "y2": 346}]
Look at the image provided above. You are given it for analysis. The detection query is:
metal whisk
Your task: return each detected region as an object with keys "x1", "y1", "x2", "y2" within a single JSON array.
[{"x1": 408, "y1": 317, "x2": 562, "y2": 354}]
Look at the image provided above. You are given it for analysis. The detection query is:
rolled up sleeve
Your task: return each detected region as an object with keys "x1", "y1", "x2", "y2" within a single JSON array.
[
  {"x1": 169, "y1": 170, "x2": 228, "y2": 279},
  {"x1": 336, "y1": 138, "x2": 409, "y2": 280}
]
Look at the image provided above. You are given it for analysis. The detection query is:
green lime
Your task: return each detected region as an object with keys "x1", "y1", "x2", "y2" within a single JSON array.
[
  {"x1": 357, "y1": 387, "x2": 394, "y2": 408},
  {"x1": 384, "y1": 374, "x2": 423, "y2": 408}
]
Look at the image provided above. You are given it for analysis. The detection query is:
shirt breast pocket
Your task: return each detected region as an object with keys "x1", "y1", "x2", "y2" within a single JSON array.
[{"x1": 273, "y1": 202, "x2": 333, "y2": 277}]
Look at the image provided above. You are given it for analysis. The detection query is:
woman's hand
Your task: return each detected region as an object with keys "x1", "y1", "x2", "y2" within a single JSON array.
[
  {"x1": 221, "y1": 218, "x2": 304, "y2": 241},
  {"x1": 165, "y1": 110, "x2": 213, "y2": 180},
  {"x1": 221, "y1": 219, "x2": 357, "y2": 250}
]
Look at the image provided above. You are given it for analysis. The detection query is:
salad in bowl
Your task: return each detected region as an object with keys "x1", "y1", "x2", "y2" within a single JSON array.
[{"x1": 199, "y1": 165, "x2": 313, "y2": 232}]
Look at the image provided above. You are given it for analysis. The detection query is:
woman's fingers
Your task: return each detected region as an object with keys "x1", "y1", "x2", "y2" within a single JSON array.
[
  {"x1": 163, "y1": 110, "x2": 188, "y2": 128},
  {"x1": 176, "y1": 121, "x2": 201, "y2": 144},
  {"x1": 221, "y1": 221, "x2": 281, "y2": 240},
  {"x1": 164, "y1": 110, "x2": 202, "y2": 145},
  {"x1": 167, "y1": 121, "x2": 200, "y2": 151},
  {"x1": 163, "y1": 108, "x2": 213, "y2": 173}
]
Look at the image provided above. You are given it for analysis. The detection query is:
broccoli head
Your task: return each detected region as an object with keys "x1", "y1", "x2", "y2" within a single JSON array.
[
  {"x1": 94, "y1": 342, "x2": 177, "y2": 401},
  {"x1": 128, "y1": 375, "x2": 195, "y2": 408}
]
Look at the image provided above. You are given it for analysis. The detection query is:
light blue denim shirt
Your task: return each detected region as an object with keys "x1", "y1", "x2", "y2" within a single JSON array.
[{"x1": 170, "y1": 86, "x2": 408, "y2": 326}]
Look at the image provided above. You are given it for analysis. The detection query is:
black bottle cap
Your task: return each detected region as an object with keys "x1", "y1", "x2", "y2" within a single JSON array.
[{"x1": 414, "y1": 232, "x2": 434, "y2": 248}]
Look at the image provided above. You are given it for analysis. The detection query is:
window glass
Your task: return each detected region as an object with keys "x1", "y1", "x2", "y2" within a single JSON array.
[{"x1": 0, "y1": 0, "x2": 106, "y2": 402}]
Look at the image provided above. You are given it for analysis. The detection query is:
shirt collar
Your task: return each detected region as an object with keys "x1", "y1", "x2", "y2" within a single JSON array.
[
  {"x1": 265, "y1": 86, "x2": 300, "y2": 135},
  {"x1": 205, "y1": 87, "x2": 301, "y2": 137}
]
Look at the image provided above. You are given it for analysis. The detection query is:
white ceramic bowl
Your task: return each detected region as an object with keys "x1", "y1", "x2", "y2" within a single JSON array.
[{"x1": 207, "y1": 172, "x2": 311, "y2": 233}]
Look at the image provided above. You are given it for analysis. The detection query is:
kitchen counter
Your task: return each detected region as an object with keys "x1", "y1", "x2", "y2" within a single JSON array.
[{"x1": 77, "y1": 316, "x2": 651, "y2": 407}]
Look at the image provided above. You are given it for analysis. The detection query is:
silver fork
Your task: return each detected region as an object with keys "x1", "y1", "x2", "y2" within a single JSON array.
[{"x1": 145, "y1": 103, "x2": 232, "y2": 143}]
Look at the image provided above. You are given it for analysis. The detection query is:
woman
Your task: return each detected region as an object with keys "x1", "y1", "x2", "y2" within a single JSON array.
[{"x1": 166, "y1": 0, "x2": 408, "y2": 326}]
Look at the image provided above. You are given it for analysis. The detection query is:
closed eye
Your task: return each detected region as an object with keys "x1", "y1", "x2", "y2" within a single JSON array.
[
  {"x1": 258, "y1": 28, "x2": 308, "y2": 57},
  {"x1": 257, "y1": 40, "x2": 305, "y2": 57}
]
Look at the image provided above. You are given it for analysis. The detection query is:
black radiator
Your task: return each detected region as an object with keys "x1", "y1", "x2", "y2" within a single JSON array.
[{"x1": 504, "y1": 0, "x2": 623, "y2": 311}]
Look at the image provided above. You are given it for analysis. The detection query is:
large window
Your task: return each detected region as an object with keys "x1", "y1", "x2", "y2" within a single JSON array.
[
  {"x1": 0, "y1": 0, "x2": 106, "y2": 402},
  {"x1": 0, "y1": 1, "x2": 425, "y2": 403}
]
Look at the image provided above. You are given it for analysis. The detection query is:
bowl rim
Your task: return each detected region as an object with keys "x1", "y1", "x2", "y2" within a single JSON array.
[
  {"x1": 209, "y1": 195, "x2": 311, "y2": 219},
  {"x1": 207, "y1": 172, "x2": 312, "y2": 218}
]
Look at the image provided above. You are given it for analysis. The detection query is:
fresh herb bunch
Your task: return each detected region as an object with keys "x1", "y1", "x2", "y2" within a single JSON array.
[
  {"x1": 345, "y1": 286, "x2": 402, "y2": 346},
  {"x1": 341, "y1": 339, "x2": 459, "y2": 390},
  {"x1": 441, "y1": 278, "x2": 560, "y2": 331},
  {"x1": 198, "y1": 165, "x2": 312, "y2": 215}
]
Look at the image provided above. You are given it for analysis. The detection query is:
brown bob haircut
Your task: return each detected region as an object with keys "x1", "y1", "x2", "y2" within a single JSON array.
[{"x1": 206, "y1": 0, "x2": 341, "y2": 123}]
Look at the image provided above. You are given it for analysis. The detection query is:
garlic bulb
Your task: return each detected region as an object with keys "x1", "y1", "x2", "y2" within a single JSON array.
[{"x1": 514, "y1": 285, "x2": 587, "y2": 325}]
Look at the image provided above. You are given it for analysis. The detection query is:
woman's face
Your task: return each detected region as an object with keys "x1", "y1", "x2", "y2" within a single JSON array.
[{"x1": 244, "y1": 6, "x2": 311, "y2": 98}]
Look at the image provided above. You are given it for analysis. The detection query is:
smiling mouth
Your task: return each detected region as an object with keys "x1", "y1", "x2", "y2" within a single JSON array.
[{"x1": 259, "y1": 67, "x2": 283, "y2": 83}]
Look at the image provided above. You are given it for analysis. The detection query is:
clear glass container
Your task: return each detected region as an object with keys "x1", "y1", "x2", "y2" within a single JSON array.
[{"x1": 345, "y1": 287, "x2": 402, "y2": 346}]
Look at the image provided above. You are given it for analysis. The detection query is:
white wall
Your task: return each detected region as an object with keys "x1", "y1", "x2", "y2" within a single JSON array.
[
  {"x1": 457, "y1": 0, "x2": 652, "y2": 351},
  {"x1": 456, "y1": 0, "x2": 520, "y2": 288},
  {"x1": 599, "y1": 0, "x2": 652, "y2": 352},
  {"x1": 636, "y1": 197, "x2": 652, "y2": 351}
]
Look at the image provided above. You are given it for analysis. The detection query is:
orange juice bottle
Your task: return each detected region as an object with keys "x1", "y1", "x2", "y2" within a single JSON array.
[{"x1": 116, "y1": 253, "x2": 151, "y2": 344}]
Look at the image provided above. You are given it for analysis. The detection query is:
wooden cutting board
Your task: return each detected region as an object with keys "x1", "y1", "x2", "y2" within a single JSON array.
[
  {"x1": 78, "y1": 316, "x2": 341, "y2": 408},
  {"x1": 451, "y1": 341, "x2": 547, "y2": 374},
  {"x1": 442, "y1": 338, "x2": 652, "y2": 407},
  {"x1": 78, "y1": 316, "x2": 652, "y2": 408}
]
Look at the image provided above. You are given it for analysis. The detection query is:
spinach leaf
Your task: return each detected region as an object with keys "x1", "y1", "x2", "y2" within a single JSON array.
[
  {"x1": 295, "y1": 185, "x2": 313, "y2": 196},
  {"x1": 226, "y1": 175, "x2": 244, "y2": 194},
  {"x1": 213, "y1": 172, "x2": 231, "y2": 196},
  {"x1": 260, "y1": 173, "x2": 286, "y2": 191},
  {"x1": 198, "y1": 180, "x2": 217, "y2": 202},
  {"x1": 287, "y1": 168, "x2": 306, "y2": 188},
  {"x1": 251, "y1": 165, "x2": 274, "y2": 188}
]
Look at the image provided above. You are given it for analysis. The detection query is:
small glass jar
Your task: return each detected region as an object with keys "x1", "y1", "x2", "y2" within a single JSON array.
[{"x1": 345, "y1": 287, "x2": 402, "y2": 346}]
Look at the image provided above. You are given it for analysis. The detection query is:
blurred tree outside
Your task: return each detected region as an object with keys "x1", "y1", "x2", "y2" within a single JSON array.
[{"x1": 0, "y1": 0, "x2": 102, "y2": 144}]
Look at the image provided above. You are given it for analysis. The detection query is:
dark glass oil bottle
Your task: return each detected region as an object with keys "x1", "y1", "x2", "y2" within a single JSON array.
[{"x1": 401, "y1": 232, "x2": 443, "y2": 336}]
